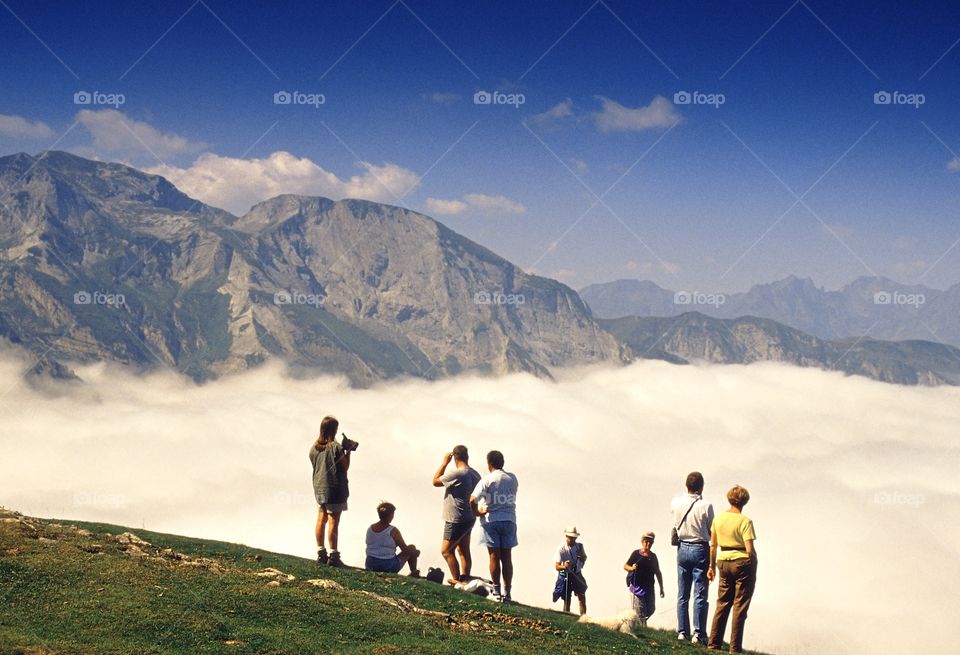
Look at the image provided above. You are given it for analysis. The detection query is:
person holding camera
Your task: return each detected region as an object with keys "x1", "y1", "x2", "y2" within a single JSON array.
[
  {"x1": 432, "y1": 446, "x2": 482, "y2": 585},
  {"x1": 309, "y1": 416, "x2": 355, "y2": 567}
]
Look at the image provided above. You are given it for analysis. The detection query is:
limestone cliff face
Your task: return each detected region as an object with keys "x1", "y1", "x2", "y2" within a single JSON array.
[{"x1": 0, "y1": 152, "x2": 623, "y2": 384}]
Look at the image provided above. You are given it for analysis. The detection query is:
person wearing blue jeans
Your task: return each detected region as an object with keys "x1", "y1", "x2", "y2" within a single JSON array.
[{"x1": 671, "y1": 471, "x2": 715, "y2": 644}]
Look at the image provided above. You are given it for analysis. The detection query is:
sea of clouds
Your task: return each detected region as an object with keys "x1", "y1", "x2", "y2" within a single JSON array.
[{"x1": 1, "y1": 352, "x2": 957, "y2": 655}]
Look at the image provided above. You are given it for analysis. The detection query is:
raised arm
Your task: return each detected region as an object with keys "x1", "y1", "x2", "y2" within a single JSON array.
[{"x1": 432, "y1": 452, "x2": 453, "y2": 487}]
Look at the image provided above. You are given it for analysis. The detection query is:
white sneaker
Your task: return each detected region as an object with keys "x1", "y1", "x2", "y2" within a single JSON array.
[{"x1": 678, "y1": 633, "x2": 687, "y2": 641}]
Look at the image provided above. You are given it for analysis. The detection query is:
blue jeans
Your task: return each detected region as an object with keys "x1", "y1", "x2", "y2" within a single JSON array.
[{"x1": 677, "y1": 542, "x2": 710, "y2": 640}]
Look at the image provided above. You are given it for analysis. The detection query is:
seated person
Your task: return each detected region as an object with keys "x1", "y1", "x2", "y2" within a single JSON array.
[{"x1": 365, "y1": 501, "x2": 420, "y2": 576}]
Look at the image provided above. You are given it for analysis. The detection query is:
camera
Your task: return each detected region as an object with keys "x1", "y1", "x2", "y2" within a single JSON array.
[{"x1": 341, "y1": 433, "x2": 359, "y2": 452}]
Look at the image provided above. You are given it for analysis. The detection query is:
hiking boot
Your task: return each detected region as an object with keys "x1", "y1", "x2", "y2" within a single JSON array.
[
  {"x1": 328, "y1": 551, "x2": 345, "y2": 567},
  {"x1": 316, "y1": 548, "x2": 328, "y2": 565},
  {"x1": 409, "y1": 569, "x2": 421, "y2": 578}
]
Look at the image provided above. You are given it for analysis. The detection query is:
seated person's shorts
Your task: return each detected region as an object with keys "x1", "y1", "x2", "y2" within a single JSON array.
[
  {"x1": 365, "y1": 555, "x2": 404, "y2": 573},
  {"x1": 443, "y1": 518, "x2": 476, "y2": 542},
  {"x1": 480, "y1": 520, "x2": 518, "y2": 549}
]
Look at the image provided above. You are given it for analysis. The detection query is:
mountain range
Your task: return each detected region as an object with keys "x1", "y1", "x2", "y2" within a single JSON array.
[
  {"x1": 580, "y1": 277, "x2": 960, "y2": 347},
  {"x1": 0, "y1": 151, "x2": 621, "y2": 385},
  {"x1": 1, "y1": 150, "x2": 957, "y2": 387},
  {"x1": 600, "y1": 313, "x2": 960, "y2": 386}
]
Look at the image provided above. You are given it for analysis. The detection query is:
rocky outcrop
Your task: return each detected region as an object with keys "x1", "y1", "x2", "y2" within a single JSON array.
[{"x1": 601, "y1": 313, "x2": 960, "y2": 385}]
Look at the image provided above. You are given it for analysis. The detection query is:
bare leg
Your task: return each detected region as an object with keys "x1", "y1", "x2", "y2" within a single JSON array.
[
  {"x1": 578, "y1": 593, "x2": 587, "y2": 616},
  {"x1": 488, "y1": 548, "x2": 502, "y2": 589},
  {"x1": 501, "y1": 548, "x2": 513, "y2": 594},
  {"x1": 316, "y1": 509, "x2": 328, "y2": 549},
  {"x1": 399, "y1": 545, "x2": 421, "y2": 575},
  {"x1": 406, "y1": 544, "x2": 419, "y2": 575},
  {"x1": 457, "y1": 535, "x2": 473, "y2": 579},
  {"x1": 327, "y1": 511, "x2": 341, "y2": 552},
  {"x1": 441, "y1": 538, "x2": 461, "y2": 582}
]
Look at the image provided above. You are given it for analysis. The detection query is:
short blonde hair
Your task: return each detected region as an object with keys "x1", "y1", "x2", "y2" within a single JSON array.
[{"x1": 727, "y1": 485, "x2": 750, "y2": 509}]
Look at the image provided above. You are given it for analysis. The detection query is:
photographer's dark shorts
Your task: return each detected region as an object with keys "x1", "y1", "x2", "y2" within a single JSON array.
[{"x1": 443, "y1": 519, "x2": 476, "y2": 542}]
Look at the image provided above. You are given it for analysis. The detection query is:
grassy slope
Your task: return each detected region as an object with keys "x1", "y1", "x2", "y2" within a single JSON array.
[{"x1": 0, "y1": 510, "x2": 765, "y2": 655}]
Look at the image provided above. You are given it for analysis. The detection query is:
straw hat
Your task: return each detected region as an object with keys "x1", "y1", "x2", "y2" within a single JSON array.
[{"x1": 564, "y1": 526, "x2": 581, "y2": 538}]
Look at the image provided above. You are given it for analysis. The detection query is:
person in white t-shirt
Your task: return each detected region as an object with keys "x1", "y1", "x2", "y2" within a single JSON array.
[{"x1": 470, "y1": 450, "x2": 518, "y2": 603}]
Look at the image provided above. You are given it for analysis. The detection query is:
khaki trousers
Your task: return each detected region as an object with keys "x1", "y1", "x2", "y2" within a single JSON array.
[{"x1": 708, "y1": 557, "x2": 757, "y2": 652}]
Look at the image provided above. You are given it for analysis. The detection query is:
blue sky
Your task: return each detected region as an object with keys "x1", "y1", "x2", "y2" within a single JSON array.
[{"x1": 2, "y1": 0, "x2": 960, "y2": 292}]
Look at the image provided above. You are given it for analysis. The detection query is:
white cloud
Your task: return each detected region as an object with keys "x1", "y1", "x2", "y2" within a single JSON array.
[
  {"x1": 463, "y1": 193, "x2": 526, "y2": 214},
  {"x1": 1, "y1": 354, "x2": 957, "y2": 655},
  {"x1": 425, "y1": 193, "x2": 526, "y2": 216},
  {"x1": 0, "y1": 114, "x2": 54, "y2": 139},
  {"x1": 568, "y1": 158, "x2": 588, "y2": 174},
  {"x1": 76, "y1": 109, "x2": 206, "y2": 160},
  {"x1": 147, "y1": 152, "x2": 421, "y2": 216},
  {"x1": 948, "y1": 158, "x2": 960, "y2": 172},
  {"x1": 424, "y1": 197, "x2": 468, "y2": 215},
  {"x1": 529, "y1": 98, "x2": 573, "y2": 125},
  {"x1": 593, "y1": 95, "x2": 681, "y2": 132}
]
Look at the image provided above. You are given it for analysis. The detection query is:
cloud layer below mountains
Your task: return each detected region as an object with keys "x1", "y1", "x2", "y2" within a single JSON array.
[{"x1": 1, "y1": 354, "x2": 957, "y2": 655}]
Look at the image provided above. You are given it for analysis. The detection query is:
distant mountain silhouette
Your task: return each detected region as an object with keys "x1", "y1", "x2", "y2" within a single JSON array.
[{"x1": 582, "y1": 276, "x2": 960, "y2": 347}]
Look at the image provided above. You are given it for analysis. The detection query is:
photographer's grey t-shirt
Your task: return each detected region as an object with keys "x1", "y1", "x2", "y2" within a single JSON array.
[{"x1": 440, "y1": 466, "x2": 481, "y2": 523}]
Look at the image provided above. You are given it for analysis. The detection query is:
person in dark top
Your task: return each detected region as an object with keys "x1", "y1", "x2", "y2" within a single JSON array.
[
  {"x1": 309, "y1": 416, "x2": 350, "y2": 567},
  {"x1": 624, "y1": 531, "x2": 665, "y2": 626}
]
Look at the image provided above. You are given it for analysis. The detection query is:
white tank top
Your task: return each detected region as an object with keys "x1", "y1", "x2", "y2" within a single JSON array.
[{"x1": 366, "y1": 524, "x2": 397, "y2": 559}]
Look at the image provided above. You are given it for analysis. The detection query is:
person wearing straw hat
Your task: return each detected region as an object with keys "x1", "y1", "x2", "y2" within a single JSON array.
[
  {"x1": 624, "y1": 531, "x2": 665, "y2": 627},
  {"x1": 553, "y1": 525, "x2": 588, "y2": 615}
]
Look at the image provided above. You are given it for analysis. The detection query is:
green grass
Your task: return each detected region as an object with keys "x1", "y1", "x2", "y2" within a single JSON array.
[{"x1": 0, "y1": 510, "x2": 765, "y2": 655}]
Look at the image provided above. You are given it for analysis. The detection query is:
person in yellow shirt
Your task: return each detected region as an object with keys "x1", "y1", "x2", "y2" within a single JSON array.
[{"x1": 707, "y1": 485, "x2": 757, "y2": 653}]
